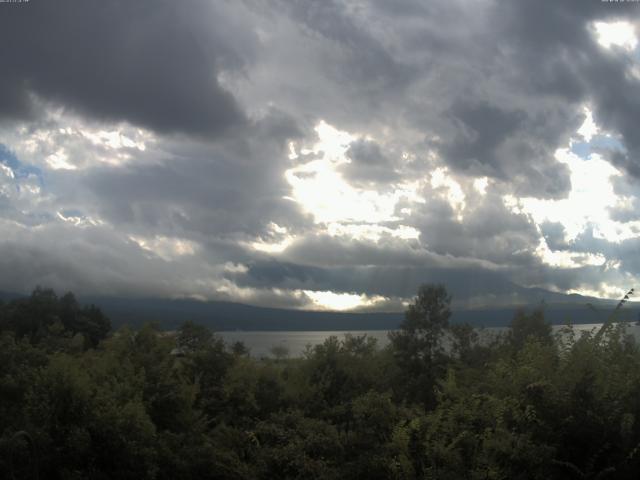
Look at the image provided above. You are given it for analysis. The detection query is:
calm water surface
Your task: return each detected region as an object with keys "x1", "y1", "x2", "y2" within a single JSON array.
[{"x1": 220, "y1": 323, "x2": 640, "y2": 358}]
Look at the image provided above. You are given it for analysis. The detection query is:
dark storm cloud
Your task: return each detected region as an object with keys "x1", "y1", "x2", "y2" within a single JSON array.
[
  {"x1": 0, "y1": 0, "x2": 248, "y2": 136},
  {"x1": 435, "y1": 101, "x2": 576, "y2": 198},
  {"x1": 280, "y1": 0, "x2": 415, "y2": 93},
  {"x1": 442, "y1": 102, "x2": 526, "y2": 169},
  {"x1": 493, "y1": 0, "x2": 640, "y2": 178}
]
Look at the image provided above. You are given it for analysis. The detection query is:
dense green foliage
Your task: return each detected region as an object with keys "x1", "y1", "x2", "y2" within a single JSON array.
[{"x1": 2, "y1": 285, "x2": 640, "y2": 479}]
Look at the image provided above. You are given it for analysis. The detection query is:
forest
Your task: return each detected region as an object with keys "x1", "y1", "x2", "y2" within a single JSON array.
[{"x1": 2, "y1": 285, "x2": 640, "y2": 479}]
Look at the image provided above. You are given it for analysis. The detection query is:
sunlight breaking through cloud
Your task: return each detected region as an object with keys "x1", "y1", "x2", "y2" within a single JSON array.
[
  {"x1": 510, "y1": 149, "x2": 638, "y2": 244},
  {"x1": 285, "y1": 121, "x2": 423, "y2": 228},
  {"x1": 303, "y1": 289, "x2": 389, "y2": 311},
  {"x1": 577, "y1": 107, "x2": 598, "y2": 142},
  {"x1": 593, "y1": 20, "x2": 638, "y2": 51}
]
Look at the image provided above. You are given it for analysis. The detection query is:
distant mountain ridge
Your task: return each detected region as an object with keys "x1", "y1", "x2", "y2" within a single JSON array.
[
  {"x1": 98, "y1": 299, "x2": 639, "y2": 331},
  {"x1": 2, "y1": 289, "x2": 636, "y2": 331}
]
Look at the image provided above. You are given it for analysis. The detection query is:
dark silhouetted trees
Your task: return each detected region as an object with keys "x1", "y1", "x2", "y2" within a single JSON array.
[
  {"x1": 1, "y1": 288, "x2": 110, "y2": 350},
  {"x1": 2, "y1": 285, "x2": 640, "y2": 479}
]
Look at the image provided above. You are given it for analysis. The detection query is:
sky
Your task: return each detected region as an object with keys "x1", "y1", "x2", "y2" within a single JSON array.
[{"x1": 1, "y1": 0, "x2": 640, "y2": 311}]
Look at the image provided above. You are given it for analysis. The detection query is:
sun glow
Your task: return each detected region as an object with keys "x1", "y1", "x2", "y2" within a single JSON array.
[
  {"x1": 304, "y1": 290, "x2": 388, "y2": 311},
  {"x1": 593, "y1": 21, "x2": 638, "y2": 51},
  {"x1": 507, "y1": 148, "x2": 639, "y2": 244},
  {"x1": 285, "y1": 121, "x2": 422, "y2": 228},
  {"x1": 577, "y1": 107, "x2": 598, "y2": 142}
]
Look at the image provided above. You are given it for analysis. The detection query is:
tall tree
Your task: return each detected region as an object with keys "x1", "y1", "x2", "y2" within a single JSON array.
[{"x1": 389, "y1": 284, "x2": 451, "y2": 408}]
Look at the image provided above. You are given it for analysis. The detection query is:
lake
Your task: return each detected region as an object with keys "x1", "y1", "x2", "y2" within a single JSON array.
[{"x1": 220, "y1": 322, "x2": 640, "y2": 358}]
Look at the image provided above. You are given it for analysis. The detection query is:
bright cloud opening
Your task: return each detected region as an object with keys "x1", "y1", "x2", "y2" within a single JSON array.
[
  {"x1": 473, "y1": 177, "x2": 489, "y2": 196},
  {"x1": 304, "y1": 289, "x2": 388, "y2": 311},
  {"x1": 286, "y1": 160, "x2": 402, "y2": 223},
  {"x1": 14, "y1": 110, "x2": 155, "y2": 171},
  {"x1": 327, "y1": 223, "x2": 420, "y2": 242},
  {"x1": 567, "y1": 283, "x2": 629, "y2": 301},
  {"x1": 129, "y1": 235, "x2": 198, "y2": 261},
  {"x1": 249, "y1": 223, "x2": 296, "y2": 253},
  {"x1": 534, "y1": 237, "x2": 606, "y2": 269},
  {"x1": 577, "y1": 106, "x2": 598, "y2": 142},
  {"x1": 593, "y1": 21, "x2": 638, "y2": 51},
  {"x1": 285, "y1": 121, "x2": 422, "y2": 228},
  {"x1": 46, "y1": 150, "x2": 76, "y2": 170},
  {"x1": 57, "y1": 211, "x2": 102, "y2": 228},
  {"x1": 81, "y1": 128, "x2": 148, "y2": 151},
  {"x1": 430, "y1": 167, "x2": 466, "y2": 220},
  {"x1": 508, "y1": 149, "x2": 639, "y2": 244}
]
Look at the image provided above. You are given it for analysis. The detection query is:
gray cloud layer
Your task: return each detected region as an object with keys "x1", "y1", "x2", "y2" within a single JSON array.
[{"x1": 1, "y1": 0, "x2": 639, "y2": 308}]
